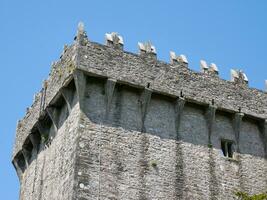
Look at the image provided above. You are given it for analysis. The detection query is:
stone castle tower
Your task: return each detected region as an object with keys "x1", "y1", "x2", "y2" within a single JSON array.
[{"x1": 12, "y1": 23, "x2": 267, "y2": 200}]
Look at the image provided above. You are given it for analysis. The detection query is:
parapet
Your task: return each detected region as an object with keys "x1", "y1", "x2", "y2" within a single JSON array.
[
  {"x1": 170, "y1": 51, "x2": 188, "y2": 67},
  {"x1": 12, "y1": 22, "x2": 267, "y2": 163},
  {"x1": 105, "y1": 32, "x2": 124, "y2": 50},
  {"x1": 230, "y1": 69, "x2": 249, "y2": 85},
  {"x1": 200, "y1": 60, "x2": 219, "y2": 75}
]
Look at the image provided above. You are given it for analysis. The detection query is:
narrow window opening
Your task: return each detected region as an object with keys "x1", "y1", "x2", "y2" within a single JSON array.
[
  {"x1": 227, "y1": 142, "x2": 233, "y2": 158},
  {"x1": 221, "y1": 139, "x2": 234, "y2": 158},
  {"x1": 221, "y1": 140, "x2": 227, "y2": 156}
]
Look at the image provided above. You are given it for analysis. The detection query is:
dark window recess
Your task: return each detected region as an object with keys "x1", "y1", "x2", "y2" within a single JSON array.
[
  {"x1": 16, "y1": 152, "x2": 26, "y2": 173},
  {"x1": 23, "y1": 139, "x2": 34, "y2": 163},
  {"x1": 221, "y1": 140, "x2": 234, "y2": 158}
]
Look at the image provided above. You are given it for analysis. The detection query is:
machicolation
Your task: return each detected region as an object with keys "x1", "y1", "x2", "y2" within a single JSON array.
[{"x1": 12, "y1": 22, "x2": 267, "y2": 200}]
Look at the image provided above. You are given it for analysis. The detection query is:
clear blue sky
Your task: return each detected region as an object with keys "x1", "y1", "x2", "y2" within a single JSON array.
[{"x1": 0, "y1": 0, "x2": 266, "y2": 199}]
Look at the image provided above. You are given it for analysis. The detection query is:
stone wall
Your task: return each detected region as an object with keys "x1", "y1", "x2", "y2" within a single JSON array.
[
  {"x1": 12, "y1": 25, "x2": 267, "y2": 200},
  {"x1": 19, "y1": 103, "x2": 80, "y2": 200},
  {"x1": 12, "y1": 44, "x2": 77, "y2": 159},
  {"x1": 78, "y1": 41, "x2": 267, "y2": 119},
  {"x1": 13, "y1": 30, "x2": 267, "y2": 159},
  {"x1": 72, "y1": 75, "x2": 266, "y2": 199}
]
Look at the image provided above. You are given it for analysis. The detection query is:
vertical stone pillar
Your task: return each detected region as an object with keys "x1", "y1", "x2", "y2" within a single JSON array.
[
  {"x1": 260, "y1": 119, "x2": 267, "y2": 159},
  {"x1": 264, "y1": 120, "x2": 267, "y2": 157},
  {"x1": 204, "y1": 102, "x2": 219, "y2": 199},
  {"x1": 206, "y1": 104, "x2": 217, "y2": 145},
  {"x1": 233, "y1": 112, "x2": 244, "y2": 153},
  {"x1": 175, "y1": 97, "x2": 185, "y2": 140},
  {"x1": 140, "y1": 87, "x2": 152, "y2": 132},
  {"x1": 74, "y1": 70, "x2": 87, "y2": 111},
  {"x1": 174, "y1": 96, "x2": 186, "y2": 199},
  {"x1": 138, "y1": 87, "x2": 152, "y2": 200},
  {"x1": 105, "y1": 78, "x2": 116, "y2": 117}
]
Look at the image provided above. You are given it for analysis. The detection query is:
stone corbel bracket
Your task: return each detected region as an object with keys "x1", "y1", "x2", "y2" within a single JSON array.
[
  {"x1": 73, "y1": 70, "x2": 87, "y2": 111},
  {"x1": 60, "y1": 87, "x2": 74, "y2": 114},
  {"x1": 140, "y1": 87, "x2": 152, "y2": 132},
  {"x1": 175, "y1": 97, "x2": 186, "y2": 140},
  {"x1": 205, "y1": 103, "x2": 217, "y2": 145},
  {"x1": 105, "y1": 78, "x2": 117, "y2": 117},
  {"x1": 233, "y1": 112, "x2": 244, "y2": 153}
]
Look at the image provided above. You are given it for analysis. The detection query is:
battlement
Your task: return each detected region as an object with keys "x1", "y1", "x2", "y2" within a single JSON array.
[
  {"x1": 12, "y1": 23, "x2": 267, "y2": 199},
  {"x1": 13, "y1": 21, "x2": 267, "y2": 160}
]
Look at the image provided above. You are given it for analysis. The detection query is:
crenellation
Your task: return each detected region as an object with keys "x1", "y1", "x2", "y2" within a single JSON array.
[
  {"x1": 200, "y1": 59, "x2": 209, "y2": 73},
  {"x1": 79, "y1": 41, "x2": 266, "y2": 115},
  {"x1": 12, "y1": 23, "x2": 267, "y2": 200},
  {"x1": 75, "y1": 22, "x2": 89, "y2": 46},
  {"x1": 231, "y1": 69, "x2": 249, "y2": 85},
  {"x1": 200, "y1": 60, "x2": 219, "y2": 76},
  {"x1": 209, "y1": 63, "x2": 219, "y2": 75},
  {"x1": 170, "y1": 51, "x2": 188, "y2": 67},
  {"x1": 105, "y1": 32, "x2": 124, "y2": 50},
  {"x1": 138, "y1": 41, "x2": 157, "y2": 60}
]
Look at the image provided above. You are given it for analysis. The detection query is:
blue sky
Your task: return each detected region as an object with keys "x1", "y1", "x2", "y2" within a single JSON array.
[{"x1": 0, "y1": 0, "x2": 266, "y2": 199}]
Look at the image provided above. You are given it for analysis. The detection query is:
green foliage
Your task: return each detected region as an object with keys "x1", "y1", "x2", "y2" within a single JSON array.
[
  {"x1": 150, "y1": 160, "x2": 158, "y2": 168},
  {"x1": 67, "y1": 63, "x2": 75, "y2": 74},
  {"x1": 235, "y1": 191, "x2": 267, "y2": 200},
  {"x1": 207, "y1": 143, "x2": 213, "y2": 148},
  {"x1": 41, "y1": 134, "x2": 49, "y2": 144}
]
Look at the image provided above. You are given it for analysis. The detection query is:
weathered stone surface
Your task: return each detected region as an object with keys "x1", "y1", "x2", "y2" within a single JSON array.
[{"x1": 12, "y1": 24, "x2": 267, "y2": 200}]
